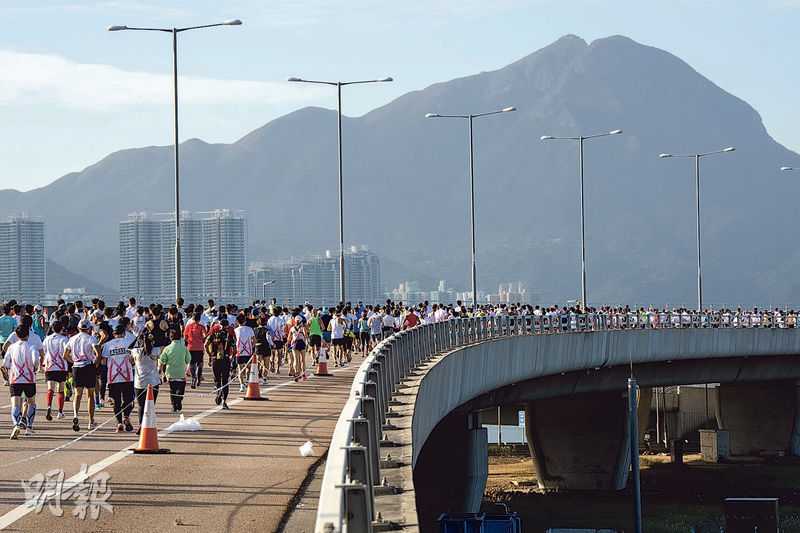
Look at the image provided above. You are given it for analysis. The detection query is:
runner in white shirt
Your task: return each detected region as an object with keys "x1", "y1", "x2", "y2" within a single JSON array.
[
  {"x1": 43, "y1": 321, "x2": 69, "y2": 422},
  {"x1": 233, "y1": 315, "x2": 255, "y2": 392},
  {"x1": 64, "y1": 320, "x2": 99, "y2": 432},
  {"x1": 267, "y1": 310, "x2": 285, "y2": 375},
  {"x1": 328, "y1": 311, "x2": 347, "y2": 367},
  {"x1": 101, "y1": 325, "x2": 135, "y2": 432},
  {"x1": 125, "y1": 298, "x2": 137, "y2": 320},
  {"x1": 3, "y1": 326, "x2": 40, "y2": 438}
]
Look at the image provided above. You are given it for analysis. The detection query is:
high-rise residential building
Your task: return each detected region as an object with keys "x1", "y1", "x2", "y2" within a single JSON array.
[
  {"x1": 120, "y1": 210, "x2": 246, "y2": 304},
  {"x1": 248, "y1": 246, "x2": 380, "y2": 306},
  {"x1": 0, "y1": 215, "x2": 46, "y2": 302}
]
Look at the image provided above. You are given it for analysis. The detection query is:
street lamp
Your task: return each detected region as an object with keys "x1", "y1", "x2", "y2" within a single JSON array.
[
  {"x1": 262, "y1": 280, "x2": 276, "y2": 300},
  {"x1": 286, "y1": 75, "x2": 393, "y2": 304},
  {"x1": 109, "y1": 19, "x2": 242, "y2": 302},
  {"x1": 540, "y1": 130, "x2": 622, "y2": 310},
  {"x1": 659, "y1": 147, "x2": 735, "y2": 311},
  {"x1": 425, "y1": 107, "x2": 517, "y2": 308}
]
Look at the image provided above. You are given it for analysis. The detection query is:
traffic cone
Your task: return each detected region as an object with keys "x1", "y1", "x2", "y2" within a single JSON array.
[
  {"x1": 315, "y1": 344, "x2": 333, "y2": 377},
  {"x1": 243, "y1": 354, "x2": 267, "y2": 401},
  {"x1": 133, "y1": 384, "x2": 170, "y2": 454}
]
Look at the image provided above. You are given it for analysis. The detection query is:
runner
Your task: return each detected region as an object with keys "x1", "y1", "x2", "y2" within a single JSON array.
[
  {"x1": 307, "y1": 308, "x2": 323, "y2": 364},
  {"x1": 184, "y1": 312, "x2": 207, "y2": 389},
  {"x1": 99, "y1": 325, "x2": 135, "y2": 432},
  {"x1": 132, "y1": 327, "x2": 160, "y2": 435},
  {"x1": 267, "y1": 308, "x2": 285, "y2": 375},
  {"x1": 42, "y1": 320, "x2": 69, "y2": 422},
  {"x1": 357, "y1": 311, "x2": 371, "y2": 356},
  {"x1": 205, "y1": 318, "x2": 232, "y2": 409},
  {"x1": 3, "y1": 325, "x2": 39, "y2": 438},
  {"x1": 328, "y1": 310, "x2": 347, "y2": 367},
  {"x1": 159, "y1": 328, "x2": 191, "y2": 412},
  {"x1": 287, "y1": 318, "x2": 309, "y2": 380},
  {"x1": 64, "y1": 319, "x2": 98, "y2": 432},
  {"x1": 253, "y1": 314, "x2": 273, "y2": 385},
  {"x1": 233, "y1": 315, "x2": 255, "y2": 392}
]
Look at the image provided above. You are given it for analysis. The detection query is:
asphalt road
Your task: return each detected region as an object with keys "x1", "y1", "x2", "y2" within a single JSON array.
[{"x1": 0, "y1": 364, "x2": 356, "y2": 532}]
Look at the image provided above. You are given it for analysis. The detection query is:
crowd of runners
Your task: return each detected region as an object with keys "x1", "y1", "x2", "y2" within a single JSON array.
[{"x1": 2, "y1": 296, "x2": 799, "y2": 440}]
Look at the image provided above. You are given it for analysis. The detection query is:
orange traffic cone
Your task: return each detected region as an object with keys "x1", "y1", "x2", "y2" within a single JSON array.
[
  {"x1": 242, "y1": 354, "x2": 267, "y2": 401},
  {"x1": 133, "y1": 384, "x2": 170, "y2": 454},
  {"x1": 315, "y1": 344, "x2": 333, "y2": 377}
]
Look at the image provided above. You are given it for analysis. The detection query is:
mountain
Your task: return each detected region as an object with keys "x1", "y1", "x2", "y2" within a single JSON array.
[
  {"x1": 45, "y1": 259, "x2": 117, "y2": 300},
  {"x1": 6, "y1": 34, "x2": 800, "y2": 306}
]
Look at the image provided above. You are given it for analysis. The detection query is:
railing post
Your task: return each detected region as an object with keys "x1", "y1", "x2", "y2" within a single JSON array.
[
  {"x1": 358, "y1": 397, "x2": 381, "y2": 487},
  {"x1": 340, "y1": 477, "x2": 373, "y2": 533}
]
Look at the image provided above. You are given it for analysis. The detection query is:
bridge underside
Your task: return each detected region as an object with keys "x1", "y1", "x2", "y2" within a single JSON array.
[{"x1": 412, "y1": 356, "x2": 800, "y2": 529}]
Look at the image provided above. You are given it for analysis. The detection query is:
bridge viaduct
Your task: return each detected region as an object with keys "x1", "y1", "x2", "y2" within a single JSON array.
[{"x1": 314, "y1": 316, "x2": 800, "y2": 532}]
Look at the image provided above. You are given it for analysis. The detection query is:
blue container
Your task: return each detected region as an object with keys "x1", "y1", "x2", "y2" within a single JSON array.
[
  {"x1": 437, "y1": 513, "x2": 486, "y2": 533},
  {"x1": 485, "y1": 512, "x2": 521, "y2": 533}
]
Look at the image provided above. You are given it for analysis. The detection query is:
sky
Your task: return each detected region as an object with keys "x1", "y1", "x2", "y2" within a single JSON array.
[{"x1": 1, "y1": 0, "x2": 799, "y2": 192}]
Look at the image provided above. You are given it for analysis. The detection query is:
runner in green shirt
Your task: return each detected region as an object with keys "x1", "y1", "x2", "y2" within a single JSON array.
[{"x1": 159, "y1": 329, "x2": 191, "y2": 412}]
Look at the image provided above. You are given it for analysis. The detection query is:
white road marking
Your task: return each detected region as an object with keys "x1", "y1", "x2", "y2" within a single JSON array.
[{"x1": 0, "y1": 368, "x2": 352, "y2": 530}]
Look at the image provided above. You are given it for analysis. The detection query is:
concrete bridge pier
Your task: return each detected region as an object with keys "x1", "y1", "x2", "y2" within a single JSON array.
[
  {"x1": 413, "y1": 413, "x2": 488, "y2": 530},
  {"x1": 715, "y1": 380, "x2": 800, "y2": 456},
  {"x1": 524, "y1": 391, "x2": 631, "y2": 491}
]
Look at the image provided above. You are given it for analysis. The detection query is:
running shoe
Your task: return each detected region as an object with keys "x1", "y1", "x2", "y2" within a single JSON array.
[
  {"x1": 94, "y1": 402, "x2": 101, "y2": 410},
  {"x1": 45, "y1": 406, "x2": 52, "y2": 421},
  {"x1": 191, "y1": 378, "x2": 197, "y2": 389},
  {"x1": 106, "y1": 397, "x2": 114, "y2": 408},
  {"x1": 72, "y1": 417, "x2": 80, "y2": 432},
  {"x1": 123, "y1": 417, "x2": 133, "y2": 432},
  {"x1": 115, "y1": 424, "x2": 124, "y2": 433},
  {"x1": 88, "y1": 420, "x2": 98, "y2": 430},
  {"x1": 222, "y1": 402, "x2": 229, "y2": 410},
  {"x1": 25, "y1": 428, "x2": 34, "y2": 436},
  {"x1": 302, "y1": 375, "x2": 307, "y2": 381},
  {"x1": 215, "y1": 393, "x2": 222, "y2": 406},
  {"x1": 56, "y1": 412, "x2": 65, "y2": 420},
  {"x1": 18, "y1": 417, "x2": 27, "y2": 430},
  {"x1": 239, "y1": 384, "x2": 245, "y2": 392},
  {"x1": 262, "y1": 378, "x2": 268, "y2": 385},
  {"x1": 10, "y1": 424, "x2": 20, "y2": 439},
  {"x1": 100, "y1": 399, "x2": 105, "y2": 408}
]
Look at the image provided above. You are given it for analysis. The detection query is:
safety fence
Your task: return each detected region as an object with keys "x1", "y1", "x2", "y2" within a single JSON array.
[{"x1": 314, "y1": 311, "x2": 799, "y2": 532}]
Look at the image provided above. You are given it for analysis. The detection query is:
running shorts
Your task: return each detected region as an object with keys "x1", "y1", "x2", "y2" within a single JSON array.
[
  {"x1": 237, "y1": 355, "x2": 251, "y2": 366},
  {"x1": 272, "y1": 340, "x2": 285, "y2": 350},
  {"x1": 10, "y1": 383, "x2": 36, "y2": 398},
  {"x1": 359, "y1": 332, "x2": 370, "y2": 341},
  {"x1": 45, "y1": 370, "x2": 68, "y2": 383},
  {"x1": 292, "y1": 340, "x2": 306, "y2": 351},
  {"x1": 331, "y1": 338, "x2": 345, "y2": 347},
  {"x1": 73, "y1": 365, "x2": 97, "y2": 388},
  {"x1": 309, "y1": 335, "x2": 322, "y2": 348}
]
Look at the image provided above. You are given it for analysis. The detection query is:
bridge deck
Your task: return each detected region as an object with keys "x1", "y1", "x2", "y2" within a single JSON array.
[{"x1": 0, "y1": 366, "x2": 356, "y2": 532}]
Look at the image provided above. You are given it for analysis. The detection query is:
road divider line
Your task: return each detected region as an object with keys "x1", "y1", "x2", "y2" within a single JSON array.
[{"x1": 0, "y1": 366, "x2": 354, "y2": 530}]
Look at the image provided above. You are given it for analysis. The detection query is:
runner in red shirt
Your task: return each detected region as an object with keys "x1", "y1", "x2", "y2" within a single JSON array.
[{"x1": 183, "y1": 312, "x2": 207, "y2": 389}]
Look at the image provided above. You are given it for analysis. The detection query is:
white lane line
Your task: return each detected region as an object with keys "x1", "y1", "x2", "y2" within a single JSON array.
[{"x1": 0, "y1": 368, "x2": 353, "y2": 530}]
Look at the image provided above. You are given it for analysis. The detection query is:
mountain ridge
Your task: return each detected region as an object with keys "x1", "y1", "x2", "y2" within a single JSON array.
[{"x1": 4, "y1": 34, "x2": 799, "y2": 305}]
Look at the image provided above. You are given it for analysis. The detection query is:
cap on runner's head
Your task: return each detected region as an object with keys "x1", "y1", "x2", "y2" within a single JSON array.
[
  {"x1": 78, "y1": 319, "x2": 92, "y2": 330},
  {"x1": 114, "y1": 324, "x2": 126, "y2": 335},
  {"x1": 34, "y1": 305, "x2": 42, "y2": 312},
  {"x1": 92, "y1": 310, "x2": 103, "y2": 318},
  {"x1": 322, "y1": 306, "x2": 329, "y2": 313}
]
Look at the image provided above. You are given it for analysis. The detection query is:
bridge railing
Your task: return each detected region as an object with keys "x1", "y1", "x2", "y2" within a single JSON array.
[{"x1": 314, "y1": 311, "x2": 798, "y2": 532}]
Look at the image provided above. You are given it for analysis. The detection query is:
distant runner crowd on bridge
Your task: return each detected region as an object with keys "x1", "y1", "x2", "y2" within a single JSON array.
[{"x1": 1, "y1": 296, "x2": 798, "y2": 440}]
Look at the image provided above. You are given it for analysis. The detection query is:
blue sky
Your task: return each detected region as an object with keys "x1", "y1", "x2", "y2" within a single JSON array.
[{"x1": 1, "y1": 0, "x2": 798, "y2": 191}]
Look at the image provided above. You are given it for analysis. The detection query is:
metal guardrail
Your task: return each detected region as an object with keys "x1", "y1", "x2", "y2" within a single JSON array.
[{"x1": 314, "y1": 311, "x2": 800, "y2": 532}]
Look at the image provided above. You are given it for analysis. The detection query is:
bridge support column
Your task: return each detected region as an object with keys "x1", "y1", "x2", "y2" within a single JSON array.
[
  {"x1": 715, "y1": 380, "x2": 800, "y2": 456},
  {"x1": 413, "y1": 413, "x2": 488, "y2": 531},
  {"x1": 524, "y1": 391, "x2": 630, "y2": 490},
  {"x1": 637, "y1": 387, "x2": 653, "y2": 446}
]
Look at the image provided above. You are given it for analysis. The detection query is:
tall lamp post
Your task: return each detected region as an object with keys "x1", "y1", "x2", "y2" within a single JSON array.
[
  {"x1": 540, "y1": 130, "x2": 622, "y2": 310},
  {"x1": 109, "y1": 19, "x2": 242, "y2": 302},
  {"x1": 659, "y1": 147, "x2": 735, "y2": 311},
  {"x1": 286, "y1": 76, "x2": 393, "y2": 304},
  {"x1": 425, "y1": 107, "x2": 516, "y2": 308},
  {"x1": 262, "y1": 280, "x2": 276, "y2": 301}
]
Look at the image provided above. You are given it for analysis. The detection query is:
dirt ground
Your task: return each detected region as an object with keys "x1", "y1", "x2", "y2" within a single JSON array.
[{"x1": 483, "y1": 453, "x2": 800, "y2": 532}]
